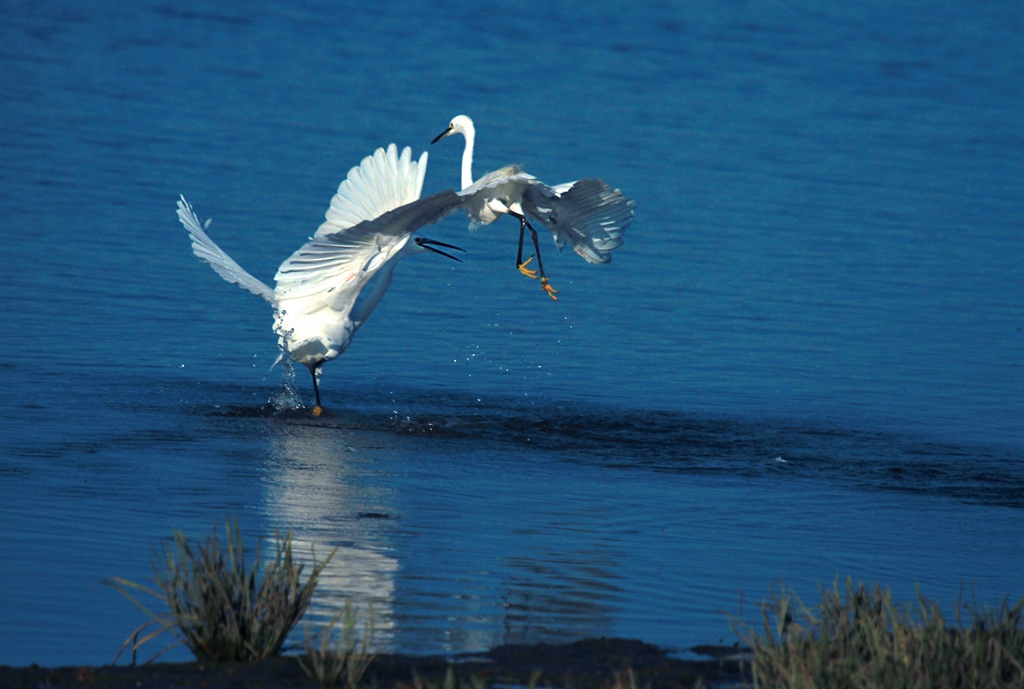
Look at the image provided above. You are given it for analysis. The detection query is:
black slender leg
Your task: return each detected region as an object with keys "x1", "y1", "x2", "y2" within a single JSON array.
[
  {"x1": 309, "y1": 364, "x2": 323, "y2": 415},
  {"x1": 511, "y1": 212, "x2": 538, "y2": 279},
  {"x1": 526, "y1": 220, "x2": 546, "y2": 279},
  {"x1": 523, "y1": 218, "x2": 558, "y2": 300},
  {"x1": 513, "y1": 214, "x2": 538, "y2": 278},
  {"x1": 516, "y1": 218, "x2": 528, "y2": 268}
]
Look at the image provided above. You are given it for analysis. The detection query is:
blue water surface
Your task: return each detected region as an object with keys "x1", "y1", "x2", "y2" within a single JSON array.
[{"x1": 1, "y1": 0, "x2": 1022, "y2": 668}]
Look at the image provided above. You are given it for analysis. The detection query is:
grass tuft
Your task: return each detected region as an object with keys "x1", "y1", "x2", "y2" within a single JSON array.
[
  {"x1": 732, "y1": 576, "x2": 1024, "y2": 689},
  {"x1": 299, "y1": 600, "x2": 377, "y2": 689},
  {"x1": 107, "y1": 517, "x2": 336, "y2": 664}
]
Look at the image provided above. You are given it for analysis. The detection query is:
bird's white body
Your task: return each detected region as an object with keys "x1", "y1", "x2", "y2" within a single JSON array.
[
  {"x1": 178, "y1": 144, "x2": 464, "y2": 408},
  {"x1": 462, "y1": 165, "x2": 534, "y2": 225},
  {"x1": 434, "y1": 115, "x2": 635, "y2": 265}
]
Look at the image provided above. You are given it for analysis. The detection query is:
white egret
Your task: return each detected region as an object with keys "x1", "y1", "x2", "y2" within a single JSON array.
[
  {"x1": 177, "y1": 144, "x2": 465, "y2": 416},
  {"x1": 431, "y1": 115, "x2": 635, "y2": 300}
]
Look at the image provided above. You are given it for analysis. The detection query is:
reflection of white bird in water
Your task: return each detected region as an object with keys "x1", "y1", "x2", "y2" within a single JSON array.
[
  {"x1": 431, "y1": 115, "x2": 635, "y2": 300},
  {"x1": 262, "y1": 425, "x2": 401, "y2": 648},
  {"x1": 177, "y1": 144, "x2": 465, "y2": 415}
]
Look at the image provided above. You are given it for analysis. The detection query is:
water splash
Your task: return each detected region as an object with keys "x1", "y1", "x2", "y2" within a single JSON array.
[{"x1": 269, "y1": 340, "x2": 305, "y2": 412}]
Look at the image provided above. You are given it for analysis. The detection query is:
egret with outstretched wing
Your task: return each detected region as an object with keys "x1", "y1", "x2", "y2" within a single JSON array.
[{"x1": 178, "y1": 144, "x2": 464, "y2": 415}]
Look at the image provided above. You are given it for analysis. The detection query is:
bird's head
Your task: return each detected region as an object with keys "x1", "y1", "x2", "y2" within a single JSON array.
[{"x1": 431, "y1": 115, "x2": 474, "y2": 144}]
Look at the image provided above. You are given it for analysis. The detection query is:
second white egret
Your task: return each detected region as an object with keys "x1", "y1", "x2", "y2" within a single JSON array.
[{"x1": 432, "y1": 115, "x2": 635, "y2": 300}]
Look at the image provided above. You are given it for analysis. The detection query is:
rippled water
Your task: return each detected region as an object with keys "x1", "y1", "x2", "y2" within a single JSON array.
[{"x1": 1, "y1": 0, "x2": 1022, "y2": 668}]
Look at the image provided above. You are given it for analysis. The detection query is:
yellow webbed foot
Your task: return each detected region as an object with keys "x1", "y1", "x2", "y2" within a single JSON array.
[
  {"x1": 311, "y1": 405, "x2": 323, "y2": 417},
  {"x1": 517, "y1": 256, "x2": 539, "y2": 279},
  {"x1": 541, "y1": 277, "x2": 559, "y2": 301}
]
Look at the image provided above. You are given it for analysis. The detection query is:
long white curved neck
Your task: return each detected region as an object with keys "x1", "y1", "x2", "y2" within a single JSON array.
[{"x1": 460, "y1": 123, "x2": 476, "y2": 190}]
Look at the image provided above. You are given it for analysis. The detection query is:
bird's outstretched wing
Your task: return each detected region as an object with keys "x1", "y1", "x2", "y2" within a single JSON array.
[
  {"x1": 176, "y1": 195, "x2": 276, "y2": 303},
  {"x1": 522, "y1": 179, "x2": 635, "y2": 264},
  {"x1": 316, "y1": 144, "x2": 428, "y2": 237},
  {"x1": 275, "y1": 189, "x2": 464, "y2": 308}
]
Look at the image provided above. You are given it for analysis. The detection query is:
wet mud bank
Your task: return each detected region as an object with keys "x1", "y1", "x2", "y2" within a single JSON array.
[{"x1": 0, "y1": 638, "x2": 749, "y2": 688}]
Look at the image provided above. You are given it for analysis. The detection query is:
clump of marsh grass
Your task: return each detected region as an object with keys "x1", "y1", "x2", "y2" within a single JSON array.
[
  {"x1": 299, "y1": 601, "x2": 377, "y2": 689},
  {"x1": 732, "y1": 577, "x2": 1024, "y2": 689},
  {"x1": 108, "y1": 518, "x2": 336, "y2": 664}
]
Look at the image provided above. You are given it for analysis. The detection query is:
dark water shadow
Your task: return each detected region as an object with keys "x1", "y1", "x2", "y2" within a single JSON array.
[{"x1": 191, "y1": 383, "x2": 1024, "y2": 510}]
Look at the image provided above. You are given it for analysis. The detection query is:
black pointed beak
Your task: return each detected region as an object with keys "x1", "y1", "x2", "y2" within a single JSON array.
[
  {"x1": 416, "y1": 236, "x2": 465, "y2": 262},
  {"x1": 431, "y1": 126, "x2": 452, "y2": 145}
]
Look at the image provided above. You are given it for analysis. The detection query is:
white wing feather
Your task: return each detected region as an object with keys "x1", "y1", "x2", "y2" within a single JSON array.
[
  {"x1": 176, "y1": 195, "x2": 276, "y2": 303},
  {"x1": 275, "y1": 189, "x2": 464, "y2": 309},
  {"x1": 316, "y1": 144, "x2": 429, "y2": 237}
]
